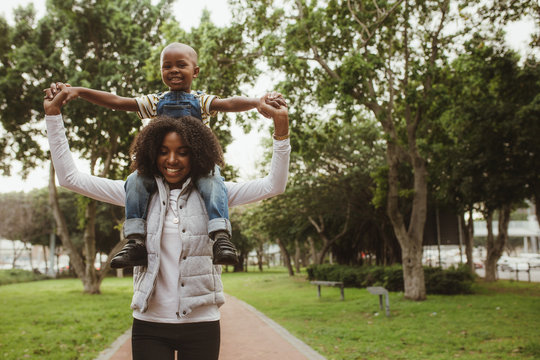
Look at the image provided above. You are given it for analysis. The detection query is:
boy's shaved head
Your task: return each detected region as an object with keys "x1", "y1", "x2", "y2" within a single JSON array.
[{"x1": 160, "y1": 42, "x2": 198, "y2": 65}]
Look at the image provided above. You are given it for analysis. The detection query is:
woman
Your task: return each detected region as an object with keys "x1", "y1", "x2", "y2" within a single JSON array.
[{"x1": 43, "y1": 84, "x2": 290, "y2": 360}]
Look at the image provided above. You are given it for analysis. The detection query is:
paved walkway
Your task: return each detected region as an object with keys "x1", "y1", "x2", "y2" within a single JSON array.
[{"x1": 95, "y1": 294, "x2": 326, "y2": 360}]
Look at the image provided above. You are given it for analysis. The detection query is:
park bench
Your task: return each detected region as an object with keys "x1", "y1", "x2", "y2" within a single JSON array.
[
  {"x1": 310, "y1": 280, "x2": 344, "y2": 300},
  {"x1": 367, "y1": 286, "x2": 390, "y2": 316}
]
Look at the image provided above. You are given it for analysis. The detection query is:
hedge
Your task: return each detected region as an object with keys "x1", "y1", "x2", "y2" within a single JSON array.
[
  {"x1": 0, "y1": 269, "x2": 50, "y2": 286},
  {"x1": 306, "y1": 264, "x2": 475, "y2": 295}
]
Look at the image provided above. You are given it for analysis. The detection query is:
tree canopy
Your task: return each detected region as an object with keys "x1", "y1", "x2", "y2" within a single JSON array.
[{"x1": 0, "y1": 0, "x2": 538, "y2": 295}]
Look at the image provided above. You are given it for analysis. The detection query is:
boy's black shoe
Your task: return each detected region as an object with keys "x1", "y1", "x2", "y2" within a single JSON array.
[
  {"x1": 111, "y1": 237, "x2": 148, "y2": 268},
  {"x1": 212, "y1": 231, "x2": 238, "y2": 265}
]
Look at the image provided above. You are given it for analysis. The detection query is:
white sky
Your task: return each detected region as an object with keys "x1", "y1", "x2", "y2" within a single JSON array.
[{"x1": 0, "y1": 0, "x2": 537, "y2": 193}]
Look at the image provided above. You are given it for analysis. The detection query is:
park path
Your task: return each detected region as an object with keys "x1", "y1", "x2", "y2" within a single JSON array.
[{"x1": 95, "y1": 293, "x2": 326, "y2": 360}]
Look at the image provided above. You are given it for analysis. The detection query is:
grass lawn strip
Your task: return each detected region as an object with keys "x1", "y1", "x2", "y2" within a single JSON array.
[
  {"x1": 1, "y1": 268, "x2": 539, "y2": 359},
  {"x1": 0, "y1": 278, "x2": 133, "y2": 360},
  {"x1": 221, "y1": 267, "x2": 540, "y2": 360}
]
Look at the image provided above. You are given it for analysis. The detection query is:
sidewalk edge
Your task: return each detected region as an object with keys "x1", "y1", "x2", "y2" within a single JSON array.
[{"x1": 94, "y1": 328, "x2": 131, "y2": 360}]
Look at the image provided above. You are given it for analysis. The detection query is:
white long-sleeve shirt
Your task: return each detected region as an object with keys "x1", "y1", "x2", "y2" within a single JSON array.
[
  {"x1": 45, "y1": 114, "x2": 290, "y2": 323},
  {"x1": 46, "y1": 114, "x2": 291, "y2": 208}
]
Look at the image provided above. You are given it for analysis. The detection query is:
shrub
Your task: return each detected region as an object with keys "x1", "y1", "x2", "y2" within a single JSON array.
[
  {"x1": 382, "y1": 265, "x2": 404, "y2": 292},
  {"x1": 424, "y1": 265, "x2": 475, "y2": 294},
  {"x1": 307, "y1": 264, "x2": 475, "y2": 295},
  {"x1": 0, "y1": 269, "x2": 50, "y2": 286}
]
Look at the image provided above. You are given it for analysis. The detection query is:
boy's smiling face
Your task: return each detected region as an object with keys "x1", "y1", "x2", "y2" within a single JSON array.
[{"x1": 161, "y1": 45, "x2": 200, "y2": 92}]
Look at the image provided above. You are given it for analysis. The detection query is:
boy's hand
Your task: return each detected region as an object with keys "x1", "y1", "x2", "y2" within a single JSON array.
[
  {"x1": 43, "y1": 82, "x2": 78, "y2": 105},
  {"x1": 43, "y1": 83, "x2": 71, "y2": 115},
  {"x1": 258, "y1": 93, "x2": 288, "y2": 118},
  {"x1": 258, "y1": 95, "x2": 289, "y2": 137},
  {"x1": 265, "y1": 92, "x2": 287, "y2": 109},
  {"x1": 257, "y1": 92, "x2": 287, "y2": 118}
]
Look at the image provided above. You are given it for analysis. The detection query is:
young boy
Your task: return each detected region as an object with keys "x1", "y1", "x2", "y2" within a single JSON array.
[{"x1": 49, "y1": 42, "x2": 284, "y2": 268}]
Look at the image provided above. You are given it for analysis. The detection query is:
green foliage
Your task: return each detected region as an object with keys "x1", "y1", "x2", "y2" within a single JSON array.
[
  {"x1": 234, "y1": 116, "x2": 398, "y2": 266},
  {"x1": 424, "y1": 265, "x2": 476, "y2": 294},
  {"x1": 1, "y1": 0, "x2": 266, "y2": 291},
  {"x1": 307, "y1": 264, "x2": 475, "y2": 294},
  {"x1": 429, "y1": 36, "x2": 540, "y2": 213},
  {"x1": 232, "y1": 0, "x2": 539, "y2": 299},
  {"x1": 0, "y1": 269, "x2": 49, "y2": 286}
]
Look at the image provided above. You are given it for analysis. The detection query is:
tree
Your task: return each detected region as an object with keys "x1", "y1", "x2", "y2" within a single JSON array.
[
  {"x1": 46, "y1": 0, "x2": 176, "y2": 293},
  {"x1": 0, "y1": 192, "x2": 34, "y2": 268},
  {"x1": 2, "y1": 1, "x2": 269, "y2": 292},
  {"x1": 291, "y1": 119, "x2": 392, "y2": 265},
  {"x1": 232, "y1": 0, "x2": 538, "y2": 298},
  {"x1": 0, "y1": 0, "x2": 175, "y2": 293},
  {"x1": 233, "y1": 0, "x2": 452, "y2": 299},
  {"x1": 0, "y1": 4, "x2": 51, "y2": 177},
  {"x1": 430, "y1": 37, "x2": 540, "y2": 280},
  {"x1": 235, "y1": 116, "x2": 397, "y2": 271},
  {"x1": 229, "y1": 207, "x2": 257, "y2": 272}
]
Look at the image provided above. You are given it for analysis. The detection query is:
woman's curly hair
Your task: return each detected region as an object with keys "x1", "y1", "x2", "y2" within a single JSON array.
[{"x1": 129, "y1": 116, "x2": 224, "y2": 182}]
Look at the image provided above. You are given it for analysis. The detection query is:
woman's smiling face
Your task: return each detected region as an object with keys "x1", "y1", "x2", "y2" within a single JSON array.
[{"x1": 157, "y1": 131, "x2": 191, "y2": 189}]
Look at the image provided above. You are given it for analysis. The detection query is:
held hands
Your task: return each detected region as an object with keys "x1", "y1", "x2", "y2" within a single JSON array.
[
  {"x1": 257, "y1": 92, "x2": 289, "y2": 138},
  {"x1": 257, "y1": 92, "x2": 287, "y2": 118},
  {"x1": 43, "y1": 82, "x2": 77, "y2": 115}
]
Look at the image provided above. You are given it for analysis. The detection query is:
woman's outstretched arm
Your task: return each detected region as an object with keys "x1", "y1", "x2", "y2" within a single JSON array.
[
  {"x1": 44, "y1": 84, "x2": 126, "y2": 206},
  {"x1": 226, "y1": 95, "x2": 291, "y2": 206}
]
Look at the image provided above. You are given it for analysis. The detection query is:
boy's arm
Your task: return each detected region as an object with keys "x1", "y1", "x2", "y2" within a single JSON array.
[
  {"x1": 209, "y1": 96, "x2": 260, "y2": 113},
  {"x1": 210, "y1": 93, "x2": 287, "y2": 114},
  {"x1": 46, "y1": 83, "x2": 138, "y2": 112}
]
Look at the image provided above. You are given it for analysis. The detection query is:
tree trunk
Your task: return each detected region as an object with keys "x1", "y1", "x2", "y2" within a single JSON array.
[
  {"x1": 81, "y1": 199, "x2": 102, "y2": 294},
  {"x1": 308, "y1": 205, "x2": 350, "y2": 265},
  {"x1": 49, "y1": 163, "x2": 97, "y2": 292},
  {"x1": 276, "y1": 238, "x2": 294, "y2": 276},
  {"x1": 484, "y1": 206, "x2": 511, "y2": 282},
  {"x1": 294, "y1": 239, "x2": 301, "y2": 273},
  {"x1": 302, "y1": 242, "x2": 310, "y2": 267},
  {"x1": 11, "y1": 242, "x2": 24, "y2": 269},
  {"x1": 386, "y1": 142, "x2": 428, "y2": 300},
  {"x1": 308, "y1": 236, "x2": 317, "y2": 264},
  {"x1": 42, "y1": 245, "x2": 48, "y2": 273},
  {"x1": 256, "y1": 244, "x2": 264, "y2": 272},
  {"x1": 28, "y1": 242, "x2": 34, "y2": 271},
  {"x1": 534, "y1": 194, "x2": 540, "y2": 229},
  {"x1": 464, "y1": 211, "x2": 475, "y2": 273},
  {"x1": 233, "y1": 253, "x2": 245, "y2": 272}
]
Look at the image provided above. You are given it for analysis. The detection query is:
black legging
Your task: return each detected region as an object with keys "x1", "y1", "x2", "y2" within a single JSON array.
[{"x1": 131, "y1": 318, "x2": 220, "y2": 360}]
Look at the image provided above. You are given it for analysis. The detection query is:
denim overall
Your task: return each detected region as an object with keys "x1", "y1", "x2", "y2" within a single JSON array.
[{"x1": 123, "y1": 91, "x2": 231, "y2": 239}]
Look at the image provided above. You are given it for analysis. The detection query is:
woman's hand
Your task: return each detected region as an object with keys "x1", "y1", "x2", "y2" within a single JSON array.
[
  {"x1": 257, "y1": 92, "x2": 287, "y2": 118},
  {"x1": 43, "y1": 82, "x2": 71, "y2": 115},
  {"x1": 258, "y1": 93, "x2": 289, "y2": 138},
  {"x1": 265, "y1": 91, "x2": 287, "y2": 109}
]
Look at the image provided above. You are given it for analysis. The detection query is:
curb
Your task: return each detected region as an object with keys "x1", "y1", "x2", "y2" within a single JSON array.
[{"x1": 94, "y1": 328, "x2": 131, "y2": 360}]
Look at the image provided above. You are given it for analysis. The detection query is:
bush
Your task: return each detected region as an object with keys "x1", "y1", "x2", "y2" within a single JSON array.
[
  {"x1": 0, "y1": 269, "x2": 50, "y2": 286},
  {"x1": 307, "y1": 264, "x2": 475, "y2": 295},
  {"x1": 424, "y1": 265, "x2": 475, "y2": 294}
]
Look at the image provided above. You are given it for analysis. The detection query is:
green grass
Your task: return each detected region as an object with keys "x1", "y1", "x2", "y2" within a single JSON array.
[
  {"x1": 222, "y1": 267, "x2": 540, "y2": 360},
  {"x1": 1, "y1": 269, "x2": 539, "y2": 359},
  {"x1": 0, "y1": 277, "x2": 133, "y2": 360}
]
